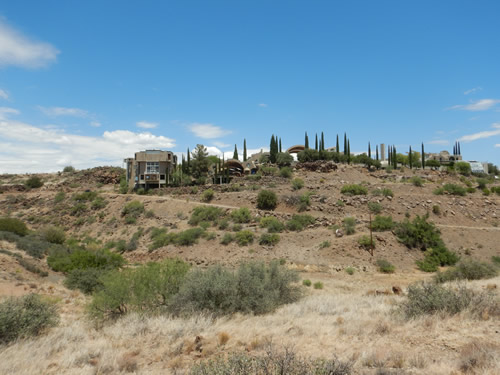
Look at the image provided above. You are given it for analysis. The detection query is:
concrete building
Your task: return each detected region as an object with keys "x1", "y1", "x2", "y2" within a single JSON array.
[
  {"x1": 380, "y1": 144, "x2": 386, "y2": 161},
  {"x1": 124, "y1": 150, "x2": 177, "y2": 189},
  {"x1": 426, "y1": 150, "x2": 462, "y2": 164}
]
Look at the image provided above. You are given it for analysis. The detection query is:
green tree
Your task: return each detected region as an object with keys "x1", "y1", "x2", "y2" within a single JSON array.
[
  {"x1": 243, "y1": 139, "x2": 247, "y2": 161},
  {"x1": 321, "y1": 132, "x2": 325, "y2": 151},
  {"x1": 315, "y1": 133, "x2": 318, "y2": 151},
  {"x1": 422, "y1": 143, "x2": 425, "y2": 169},
  {"x1": 347, "y1": 139, "x2": 351, "y2": 164},
  {"x1": 343, "y1": 133, "x2": 347, "y2": 155},
  {"x1": 304, "y1": 132, "x2": 309, "y2": 149},
  {"x1": 269, "y1": 135, "x2": 278, "y2": 163},
  {"x1": 279, "y1": 137, "x2": 282, "y2": 152},
  {"x1": 368, "y1": 142, "x2": 371, "y2": 159},
  {"x1": 409, "y1": 146, "x2": 413, "y2": 169},
  {"x1": 191, "y1": 144, "x2": 209, "y2": 179},
  {"x1": 233, "y1": 144, "x2": 239, "y2": 160},
  {"x1": 376, "y1": 145, "x2": 379, "y2": 161},
  {"x1": 186, "y1": 147, "x2": 191, "y2": 175}
]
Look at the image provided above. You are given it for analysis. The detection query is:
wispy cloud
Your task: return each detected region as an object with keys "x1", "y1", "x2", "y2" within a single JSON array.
[
  {"x1": 458, "y1": 123, "x2": 500, "y2": 142},
  {"x1": 258, "y1": 103, "x2": 268, "y2": 108},
  {"x1": 38, "y1": 106, "x2": 89, "y2": 118},
  {"x1": 0, "y1": 110, "x2": 175, "y2": 173},
  {"x1": 427, "y1": 140, "x2": 449, "y2": 146},
  {"x1": 213, "y1": 141, "x2": 230, "y2": 148},
  {"x1": 464, "y1": 87, "x2": 482, "y2": 95},
  {"x1": 0, "y1": 89, "x2": 8, "y2": 100},
  {"x1": 90, "y1": 121, "x2": 101, "y2": 127},
  {"x1": 448, "y1": 99, "x2": 500, "y2": 111},
  {"x1": 0, "y1": 20, "x2": 59, "y2": 68},
  {"x1": 0, "y1": 106, "x2": 20, "y2": 120},
  {"x1": 136, "y1": 121, "x2": 158, "y2": 129},
  {"x1": 188, "y1": 123, "x2": 232, "y2": 139},
  {"x1": 495, "y1": 144, "x2": 500, "y2": 148}
]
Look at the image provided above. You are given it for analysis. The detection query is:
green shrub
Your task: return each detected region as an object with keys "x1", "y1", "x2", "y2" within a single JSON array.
[
  {"x1": 235, "y1": 230, "x2": 254, "y2": 246},
  {"x1": 482, "y1": 188, "x2": 490, "y2": 196},
  {"x1": 341, "y1": 184, "x2": 368, "y2": 196},
  {"x1": 319, "y1": 240, "x2": 331, "y2": 249},
  {"x1": 343, "y1": 217, "x2": 356, "y2": 235},
  {"x1": 432, "y1": 205, "x2": 441, "y2": 215},
  {"x1": 367, "y1": 202, "x2": 382, "y2": 214},
  {"x1": 434, "y1": 184, "x2": 467, "y2": 196},
  {"x1": 91, "y1": 197, "x2": 107, "y2": 210},
  {"x1": 416, "y1": 246, "x2": 460, "y2": 272},
  {"x1": 358, "y1": 235, "x2": 374, "y2": 250},
  {"x1": 291, "y1": 178, "x2": 304, "y2": 190},
  {"x1": 492, "y1": 255, "x2": 500, "y2": 265},
  {"x1": 64, "y1": 268, "x2": 106, "y2": 294},
  {"x1": 121, "y1": 200, "x2": 144, "y2": 221},
  {"x1": 171, "y1": 261, "x2": 301, "y2": 316},
  {"x1": 395, "y1": 215, "x2": 443, "y2": 250},
  {"x1": 0, "y1": 217, "x2": 28, "y2": 236},
  {"x1": 410, "y1": 176, "x2": 424, "y2": 187},
  {"x1": 260, "y1": 216, "x2": 285, "y2": 233},
  {"x1": 466, "y1": 187, "x2": 476, "y2": 194},
  {"x1": 279, "y1": 167, "x2": 293, "y2": 178},
  {"x1": 119, "y1": 177, "x2": 128, "y2": 194},
  {"x1": 25, "y1": 176, "x2": 44, "y2": 189},
  {"x1": 220, "y1": 233, "x2": 234, "y2": 245},
  {"x1": 63, "y1": 166, "x2": 75, "y2": 173},
  {"x1": 218, "y1": 218, "x2": 230, "y2": 230},
  {"x1": 232, "y1": 223, "x2": 242, "y2": 232},
  {"x1": 47, "y1": 248, "x2": 125, "y2": 273},
  {"x1": 259, "y1": 233, "x2": 280, "y2": 246},
  {"x1": 176, "y1": 228, "x2": 205, "y2": 246},
  {"x1": 286, "y1": 214, "x2": 315, "y2": 231},
  {"x1": 54, "y1": 191, "x2": 65, "y2": 203},
  {"x1": 276, "y1": 152, "x2": 294, "y2": 167},
  {"x1": 73, "y1": 191, "x2": 98, "y2": 202},
  {"x1": 70, "y1": 202, "x2": 87, "y2": 216},
  {"x1": 345, "y1": 267, "x2": 355, "y2": 275},
  {"x1": 371, "y1": 215, "x2": 394, "y2": 231},
  {"x1": 231, "y1": 207, "x2": 252, "y2": 223},
  {"x1": 260, "y1": 166, "x2": 278, "y2": 176},
  {"x1": 201, "y1": 189, "x2": 214, "y2": 202},
  {"x1": 188, "y1": 206, "x2": 224, "y2": 226},
  {"x1": 434, "y1": 260, "x2": 498, "y2": 283},
  {"x1": 313, "y1": 281, "x2": 323, "y2": 289},
  {"x1": 376, "y1": 259, "x2": 395, "y2": 273},
  {"x1": 302, "y1": 279, "x2": 312, "y2": 287},
  {"x1": 382, "y1": 188, "x2": 394, "y2": 197},
  {"x1": 476, "y1": 178, "x2": 489, "y2": 189},
  {"x1": 455, "y1": 162, "x2": 471, "y2": 176},
  {"x1": 257, "y1": 190, "x2": 278, "y2": 210},
  {"x1": 0, "y1": 231, "x2": 54, "y2": 258},
  {"x1": 398, "y1": 283, "x2": 498, "y2": 319},
  {"x1": 0, "y1": 294, "x2": 59, "y2": 344},
  {"x1": 88, "y1": 259, "x2": 190, "y2": 321},
  {"x1": 41, "y1": 226, "x2": 66, "y2": 244}
]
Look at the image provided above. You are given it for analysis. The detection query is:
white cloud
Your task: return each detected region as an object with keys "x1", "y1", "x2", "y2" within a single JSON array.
[
  {"x1": 38, "y1": 106, "x2": 89, "y2": 118},
  {"x1": 0, "y1": 113, "x2": 175, "y2": 173},
  {"x1": 464, "y1": 87, "x2": 482, "y2": 95},
  {"x1": 136, "y1": 121, "x2": 158, "y2": 129},
  {"x1": 0, "y1": 89, "x2": 8, "y2": 100},
  {"x1": 427, "y1": 140, "x2": 449, "y2": 146},
  {"x1": 448, "y1": 99, "x2": 500, "y2": 111},
  {"x1": 458, "y1": 123, "x2": 500, "y2": 142},
  {"x1": 90, "y1": 121, "x2": 101, "y2": 127},
  {"x1": 495, "y1": 144, "x2": 500, "y2": 148},
  {"x1": 258, "y1": 103, "x2": 268, "y2": 108},
  {"x1": 0, "y1": 21, "x2": 59, "y2": 68},
  {"x1": 0, "y1": 106, "x2": 20, "y2": 120},
  {"x1": 212, "y1": 141, "x2": 230, "y2": 148},
  {"x1": 188, "y1": 123, "x2": 232, "y2": 139}
]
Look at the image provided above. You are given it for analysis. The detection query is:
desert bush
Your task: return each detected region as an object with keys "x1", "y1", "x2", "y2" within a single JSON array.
[
  {"x1": 259, "y1": 233, "x2": 280, "y2": 246},
  {"x1": 47, "y1": 248, "x2": 125, "y2": 273},
  {"x1": 291, "y1": 178, "x2": 304, "y2": 190},
  {"x1": 367, "y1": 202, "x2": 382, "y2": 214},
  {"x1": 395, "y1": 215, "x2": 443, "y2": 250},
  {"x1": 345, "y1": 267, "x2": 355, "y2": 275},
  {"x1": 432, "y1": 205, "x2": 441, "y2": 215},
  {"x1": 260, "y1": 216, "x2": 285, "y2": 233},
  {"x1": 189, "y1": 206, "x2": 224, "y2": 226},
  {"x1": 455, "y1": 161, "x2": 471, "y2": 176},
  {"x1": 434, "y1": 260, "x2": 498, "y2": 283},
  {"x1": 0, "y1": 217, "x2": 28, "y2": 236},
  {"x1": 276, "y1": 152, "x2": 294, "y2": 167},
  {"x1": 0, "y1": 294, "x2": 59, "y2": 344},
  {"x1": 409, "y1": 176, "x2": 424, "y2": 187},
  {"x1": 63, "y1": 165, "x2": 75, "y2": 173},
  {"x1": 171, "y1": 261, "x2": 301, "y2": 316},
  {"x1": 88, "y1": 258, "x2": 190, "y2": 321},
  {"x1": 416, "y1": 246, "x2": 460, "y2": 272},
  {"x1": 303, "y1": 279, "x2": 312, "y2": 287},
  {"x1": 64, "y1": 268, "x2": 106, "y2": 294},
  {"x1": 297, "y1": 192, "x2": 312, "y2": 212},
  {"x1": 91, "y1": 196, "x2": 107, "y2": 210},
  {"x1": 220, "y1": 233, "x2": 234, "y2": 245},
  {"x1": 73, "y1": 191, "x2": 98, "y2": 202},
  {"x1": 235, "y1": 230, "x2": 254, "y2": 246},
  {"x1": 343, "y1": 217, "x2": 356, "y2": 235},
  {"x1": 70, "y1": 202, "x2": 87, "y2": 216},
  {"x1": 189, "y1": 346, "x2": 352, "y2": 375},
  {"x1": 121, "y1": 200, "x2": 144, "y2": 222},
  {"x1": 313, "y1": 281, "x2": 324, "y2": 289},
  {"x1": 492, "y1": 255, "x2": 500, "y2": 265},
  {"x1": 231, "y1": 207, "x2": 252, "y2": 223},
  {"x1": 25, "y1": 176, "x2": 44, "y2": 189},
  {"x1": 286, "y1": 214, "x2": 315, "y2": 231},
  {"x1": 54, "y1": 191, "x2": 65, "y2": 203},
  {"x1": 260, "y1": 166, "x2": 278, "y2": 176},
  {"x1": 358, "y1": 235, "x2": 374, "y2": 250},
  {"x1": 279, "y1": 167, "x2": 293, "y2": 178},
  {"x1": 398, "y1": 282, "x2": 498, "y2": 319},
  {"x1": 149, "y1": 228, "x2": 175, "y2": 251},
  {"x1": 490, "y1": 186, "x2": 500, "y2": 195},
  {"x1": 176, "y1": 228, "x2": 205, "y2": 246},
  {"x1": 382, "y1": 188, "x2": 394, "y2": 197},
  {"x1": 434, "y1": 183, "x2": 467, "y2": 196},
  {"x1": 41, "y1": 226, "x2": 66, "y2": 244},
  {"x1": 341, "y1": 184, "x2": 368, "y2": 196},
  {"x1": 201, "y1": 188, "x2": 214, "y2": 202},
  {"x1": 232, "y1": 223, "x2": 242, "y2": 232},
  {"x1": 371, "y1": 215, "x2": 394, "y2": 231},
  {"x1": 0, "y1": 231, "x2": 54, "y2": 258},
  {"x1": 376, "y1": 259, "x2": 395, "y2": 273},
  {"x1": 476, "y1": 178, "x2": 489, "y2": 189},
  {"x1": 257, "y1": 190, "x2": 278, "y2": 210},
  {"x1": 319, "y1": 240, "x2": 331, "y2": 249}
]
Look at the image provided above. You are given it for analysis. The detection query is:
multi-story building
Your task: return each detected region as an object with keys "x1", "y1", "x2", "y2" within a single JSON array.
[{"x1": 124, "y1": 150, "x2": 177, "y2": 189}]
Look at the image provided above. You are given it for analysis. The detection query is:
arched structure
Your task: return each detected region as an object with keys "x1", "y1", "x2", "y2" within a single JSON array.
[
  {"x1": 286, "y1": 145, "x2": 305, "y2": 154},
  {"x1": 224, "y1": 159, "x2": 244, "y2": 176}
]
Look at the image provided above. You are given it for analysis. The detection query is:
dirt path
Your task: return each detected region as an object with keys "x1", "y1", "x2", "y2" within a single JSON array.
[{"x1": 436, "y1": 224, "x2": 500, "y2": 231}]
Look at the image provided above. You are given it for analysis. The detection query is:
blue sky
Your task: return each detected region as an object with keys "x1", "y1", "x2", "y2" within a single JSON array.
[{"x1": 1, "y1": 0, "x2": 499, "y2": 173}]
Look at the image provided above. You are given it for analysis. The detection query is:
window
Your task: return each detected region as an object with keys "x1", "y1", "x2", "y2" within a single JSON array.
[{"x1": 146, "y1": 162, "x2": 160, "y2": 173}]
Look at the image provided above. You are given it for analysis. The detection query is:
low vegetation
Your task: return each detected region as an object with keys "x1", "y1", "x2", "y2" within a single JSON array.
[
  {"x1": 434, "y1": 260, "x2": 498, "y2": 283},
  {"x1": 376, "y1": 259, "x2": 395, "y2": 273},
  {"x1": 257, "y1": 189, "x2": 278, "y2": 210},
  {"x1": 286, "y1": 214, "x2": 315, "y2": 231},
  {"x1": 341, "y1": 184, "x2": 368, "y2": 196},
  {"x1": 434, "y1": 183, "x2": 467, "y2": 196},
  {"x1": 371, "y1": 215, "x2": 394, "y2": 231},
  {"x1": 342, "y1": 217, "x2": 356, "y2": 235},
  {"x1": 260, "y1": 216, "x2": 285, "y2": 233},
  {"x1": 188, "y1": 206, "x2": 224, "y2": 226},
  {"x1": 0, "y1": 217, "x2": 29, "y2": 236}
]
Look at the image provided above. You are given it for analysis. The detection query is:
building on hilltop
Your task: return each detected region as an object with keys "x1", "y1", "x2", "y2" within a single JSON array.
[
  {"x1": 425, "y1": 150, "x2": 462, "y2": 164},
  {"x1": 124, "y1": 150, "x2": 177, "y2": 189}
]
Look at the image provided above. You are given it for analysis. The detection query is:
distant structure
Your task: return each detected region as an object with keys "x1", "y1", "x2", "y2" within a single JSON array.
[
  {"x1": 124, "y1": 150, "x2": 177, "y2": 189},
  {"x1": 286, "y1": 145, "x2": 305, "y2": 154},
  {"x1": 426, "y1": 150, "x2": 462, "y2": 164},
  {"x1": 380, "y1": 144, "x2": 386, "y2": 161}
]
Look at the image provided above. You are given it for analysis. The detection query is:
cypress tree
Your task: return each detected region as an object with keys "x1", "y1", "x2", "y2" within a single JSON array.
[
  {"x1": 458, "y1": 142, "x2": 461, "y2": 155},
  {"x1": 376, "y1": 145, "x2": 379, "y2": 161},
  {"x1": 409, "y1": 146, "x2": 413, "y2": 169},
  {"x1": 279, "y1": 138, "x2": 282, "y2": 153},
  {"x1": 388, "y1": 145, "x2": 391, "y2": 165},
  {"x1": 321, "y1": 132, "x2": 325, "y2": 151},
  {"x1": 368, "y1": 142, "x2": 371, "y2": 159},
  {"x1": 393, "y1": 146, "x2": 397, "y2": 169},
  {"x1": 243, "y1": 139, "x2": 247, "y2": 161},
  {"x1": 233, "y1": 144, "x2": 238, "y2": 160},
  {"x1": 347, "y1": 139, "x2": 351, "y2": 164},
  {"x1": 344, "y1": 133, "x2": 347, "y2": 155},
  {"x1": 421, "y1": 143, "x2": 425, "y2": 169},
  {"x1": 336, "y1": 134, "x2": 340, "y2": 154},
  {"x1": 187, "y1": 148, "x2": 191, "y2": 174},
  {"x1": 315, "y1": 133, "x2": 318, "y2": 151},
  {"x1": 270, "y1": 135, "x2": 278, "y2": 163},
  {"x1": 305, "y1": 132, "x2": 309, "y2": 149}
]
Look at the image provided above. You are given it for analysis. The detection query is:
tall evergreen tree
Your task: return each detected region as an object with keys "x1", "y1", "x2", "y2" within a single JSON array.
[
  {"x1": 368, "y1": 142, "x2": 371, "y2": 159},
  {"x1": 347, "y1": 139, "x2": 351, "y2": 164},
  {"x1": 233, "y1": 144, "x2": 239, "y2": 160},
  {"x1": 243, "y1": 139, "x2": 247, "y2": 161},
  {"x1": 279, "y1": 137, "x2": 282, "y2": 153},
  {"x1": 305, "y1": 132, "x2": 309, "y2": 149},
  {"x1": 181, "y1": 155, "x2": 186, "y2": 174},
  {"x1": 270, "y1": 135, "x2": 278, "y2": 163},
  {"x1": 458, "y1": 141, "x2": 461, "y2": 155},
  {"x1": 409, "y1": 146, "x2": 413, "y2": 169},
  {"x1": 315, "y1": 133, "x2": 318, "y2": 151},
  {"x1": 393, "y1": 146, "x2": 397, "y2": 169},
  {"x1": 376, "y1": 145, "x2": 379, "y2": 161},
  {"x1": 344, "y1": 133, "x2": 347, "y2": 155},
  {"x1": 321, "y1": 132, "x2": 325, "y2": 151},
  {"x1": 186, "y1": 147, "x2": 191, "y2": 174},
  {"x1": 421, "y1": 143, "x2": 425, "y2": 169},
  {"x1": 388, "y1": 145, "x2": 391, "y2": 165},
  {"x1": 336, "y1": 134, "x2": 340, "y2": 154}
]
